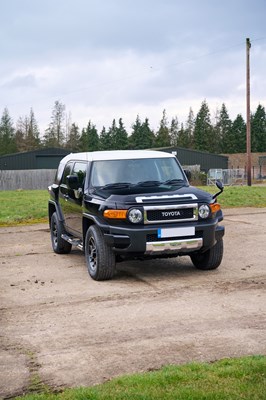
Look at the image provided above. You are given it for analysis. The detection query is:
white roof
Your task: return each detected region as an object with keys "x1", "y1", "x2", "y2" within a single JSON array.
[{"x1": 60, "y1": 150, "x2": 175, "y2": 164}]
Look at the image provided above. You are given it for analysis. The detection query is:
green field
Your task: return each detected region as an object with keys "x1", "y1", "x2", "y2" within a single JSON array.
[
  {"x1": 0, "y1": 189, "x2": 49, "y2": 226},
  {"x1": 16, "y1": 356, "x2": 265, "y2": 400},
  {"x1": 0, "y1": 185, "x2": 265, "y2": 226}
]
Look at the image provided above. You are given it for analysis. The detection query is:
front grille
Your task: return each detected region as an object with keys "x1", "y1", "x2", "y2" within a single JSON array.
[
  {"x1": 147, "y1": 231, "x2": 203, "y2": 242},
  {"x1": 146, "y1": 208, "x2": 194, "y2": 221}
]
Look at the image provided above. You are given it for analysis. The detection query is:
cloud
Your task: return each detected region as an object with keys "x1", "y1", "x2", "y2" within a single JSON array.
[
  {"x1": 0, "y1": 0, "x2": 265, "y2": 135},
  {"x1": 1, "y1": 73, "x2": 37, "y2": 89}
]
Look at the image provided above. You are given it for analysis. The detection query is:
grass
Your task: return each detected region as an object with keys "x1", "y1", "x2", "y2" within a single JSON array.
[
  {"x1": 0, "y1": 189, "x2": 48, "y2": 226},
  {"x1": 16, "y1": 356, "x2": 266, "y2": 400},
  {"x1": 0, "y1": 185, "x2": 266, "y2": 226},
  {"x1": 201, "y1": 184, "x2": 266, "y2": 208}
]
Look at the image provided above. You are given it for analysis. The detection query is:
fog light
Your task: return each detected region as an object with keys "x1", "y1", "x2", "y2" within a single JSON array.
[
  {"x1": 128, "y1": 208, "x2": 143, "y2": 223},
  {"x1": 198, "y1": 204, "x2": 210, "y2": 219}
]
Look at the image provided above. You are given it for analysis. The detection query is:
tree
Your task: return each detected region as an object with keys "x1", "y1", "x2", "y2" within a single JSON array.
[
  {"x1": 129, "y1": 115, "x2": 142, "y2": 149},
  {"x1": 169, "y1": 117, "x2": 179, "y2": 147},
  {"x1": 231, "y1": 114, "x2": 246, "y2": 153},
  {"x1": 65, "y1": 123, "x2": 81, "y2": 151},
  {"x1": 176, "y1": 108, "x2": 195, "y2": 149},
  {"x1": 155, "y1": 109, "x2": 171, "y2": 147},
  {"x1": 15, "y1": 109, "x2": 41, "y2": 152},
  {"x1": 129, "y1": 116, "x2": 154, "y2": 149},
  {"x1": 15, "y1": 116, "x2": 28, "y2": 152},
  {"x1": 43, "y1": 100, "x2": 66, "y2": 147},
  {"x1": 79, "y1": 121, "x2": 99, "y2": 151},
  {"x1": 0, "y1": 108, "x2": 17, "y2": 155},
  {"x1": 185, "y1": 107, "x2": 195, "y2": 148},
  {"x1": 99, "y1": 126, "x2": 113, "y2": 150},
  {"x1": 251, "y1": 104, "x2": 266, "y2": 152},
  {"x1": 112, "y1": 118, "x2": 128, "y2": 150},
  {"x1": 194, "y1": 100, "x2": 214, "y2": 152},
  {"x1": 141, "y1": 118, "x2": 154, "y2": 149},
  {"x1": 177, "y1": 123, "x2": 191, "y2": 148},
  {"x1": 215, "y1": 103, "x2": 232, "y2": 153}
]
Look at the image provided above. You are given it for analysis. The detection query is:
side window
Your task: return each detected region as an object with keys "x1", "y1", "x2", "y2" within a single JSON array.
[
  {"x1": 61, "y1": 162, "x2": 73, "y2": 185},
  {"x1": 72, "y1": 162, "x2": 87, "y2": 187}
]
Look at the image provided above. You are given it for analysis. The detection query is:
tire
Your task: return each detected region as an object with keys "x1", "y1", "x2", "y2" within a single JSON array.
[
  {"x1": 50, "y1": 212, "x2": 72, "y2": 254},
  {"x1": 190, "y1": 239, "x2": 223, "y2": 270},
  {"x1": 85, "y1": 225, "x2": 115, "y2": 281}
]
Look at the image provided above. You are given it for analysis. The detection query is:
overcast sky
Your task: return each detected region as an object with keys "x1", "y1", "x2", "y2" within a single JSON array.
[{"x1": 1, "y1": 0, "x2": 266, "y2": 134}]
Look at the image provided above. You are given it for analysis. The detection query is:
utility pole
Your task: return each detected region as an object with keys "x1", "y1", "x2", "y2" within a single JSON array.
[{"x1": 246, "y1": 38, "x2": 251, "y2": 186}]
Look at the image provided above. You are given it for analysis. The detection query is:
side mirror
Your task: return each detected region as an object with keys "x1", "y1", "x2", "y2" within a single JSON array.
[
  {"x1": 216, "y1": 180, "x2": 224, "y2": 191},
  {"x1": 212, "y1": 180, "x2": 224, "y2": 199},
  {"x1": 66, "y1": 175, "x2": 80, "y2": 190},
  {"x1": 184, "y1": 169, "x2": 191, "y2": 181}
]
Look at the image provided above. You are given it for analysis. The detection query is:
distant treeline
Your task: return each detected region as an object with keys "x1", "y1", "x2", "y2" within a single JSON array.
[{"x1": 0, "y1": 100, "x2": 266, "y2": 156}]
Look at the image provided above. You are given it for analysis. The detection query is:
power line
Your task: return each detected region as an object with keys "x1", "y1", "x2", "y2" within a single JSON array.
[{"x1": 3, "y1": 37, "x2": 266, "y2": 107}]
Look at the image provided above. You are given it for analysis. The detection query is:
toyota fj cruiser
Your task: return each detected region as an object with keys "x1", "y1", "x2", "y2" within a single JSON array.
[{"x1": 48, "y1": 150, "x2": 225, "y2": 280}]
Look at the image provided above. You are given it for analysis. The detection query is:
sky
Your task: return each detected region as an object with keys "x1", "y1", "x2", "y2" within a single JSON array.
[{"x1": 0, "y1": 0, "x2": 266, "y2": 135}]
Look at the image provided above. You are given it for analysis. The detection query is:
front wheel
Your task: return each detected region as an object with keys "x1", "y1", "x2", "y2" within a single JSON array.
[
  {"x1": 85, "y1": 225, "x2": 115, "y2": 281},
  {"x1": 190, "y1": 239, "x2": 223, "y2": 270}
]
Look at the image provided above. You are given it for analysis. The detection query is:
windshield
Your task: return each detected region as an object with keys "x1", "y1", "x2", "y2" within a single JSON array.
[{"x1": 90, "y1": 157, "x2": 185, "y2": 189}]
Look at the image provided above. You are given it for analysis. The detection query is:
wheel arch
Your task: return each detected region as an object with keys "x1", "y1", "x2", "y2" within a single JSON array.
[
  {"x1": 82, "y1": 215, "x2": 95, "y2": 245},
  {"x1": 48, "y1": 201, "x2": 64, "y2": 227}
]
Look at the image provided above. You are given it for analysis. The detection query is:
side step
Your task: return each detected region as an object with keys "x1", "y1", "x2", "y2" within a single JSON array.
[{"x1": 61, "y1": 234, "x2": 83, "y2": 251}]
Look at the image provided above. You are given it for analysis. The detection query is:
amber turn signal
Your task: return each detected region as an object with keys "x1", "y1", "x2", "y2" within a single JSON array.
[
  {"x1": 210, "y1": 203, "x2": 221, "y2": 214},
  {"x1": 103, "y1": 209, "x2": 127, "y2": 219}
]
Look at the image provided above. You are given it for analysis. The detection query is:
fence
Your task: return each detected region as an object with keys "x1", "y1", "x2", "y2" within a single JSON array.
[
  {"x1": 0, "y1": 169, "x2": 56, "y2": 190},
  {"x1": 207, "y1": 169, "x2": 245, "y2": 186}
]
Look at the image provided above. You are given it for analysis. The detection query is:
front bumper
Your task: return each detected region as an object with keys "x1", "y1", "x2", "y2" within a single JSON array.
[{"x1": 102, "y1": 219, "x2": 224, "y2": 256}]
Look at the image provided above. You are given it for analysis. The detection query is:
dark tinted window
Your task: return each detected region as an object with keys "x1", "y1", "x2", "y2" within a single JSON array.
[
  {"x1": 61, "y1": 162, "x2": 73, "y2": 185},
  {"x1": 72, "y1": 162, "x2": 87, "y2": 186}
]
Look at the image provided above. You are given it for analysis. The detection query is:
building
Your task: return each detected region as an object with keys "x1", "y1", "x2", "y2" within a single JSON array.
[
  {"x1": 0, "y1": 148, "x2": 70, "y2": 170},
  {"x1": 157, "y1": 147, "x2": 228, "y2": 172}
]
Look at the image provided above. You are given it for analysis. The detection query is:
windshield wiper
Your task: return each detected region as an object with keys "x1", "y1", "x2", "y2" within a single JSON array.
[
  {"x1": 163, "y1": 179, "x2": 185, "y2": 185},
  {"x1": 136, "y1": 180, "x2": 162, "y2": 187},
  {"x1": 98, "y1": 182, "x2": 133, "y2": 190}
]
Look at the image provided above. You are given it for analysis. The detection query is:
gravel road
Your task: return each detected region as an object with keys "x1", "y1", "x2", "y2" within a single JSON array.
[{"x1": 0, "y1": 208, "x2": 265, "y2": 398}]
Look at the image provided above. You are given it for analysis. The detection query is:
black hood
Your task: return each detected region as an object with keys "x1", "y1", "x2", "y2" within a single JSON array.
[{"x1": 101, "y1": 185, "x2": 212, "y2": 206}]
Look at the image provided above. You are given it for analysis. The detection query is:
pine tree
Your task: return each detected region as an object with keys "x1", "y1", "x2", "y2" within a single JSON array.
[
  {"x1": 129, "y1": 115, "x2": 142, "y2": 149},
  {"x1": 0, "y1": 108, "x2": 17, "y2": 155},
  {"x1": 113, "y1": 118, "x2": 128, "y2": 149},
  {"x1": 15, "y1": 116, "x2": 28, "y2": 152},
  {"x1": 43, "y1": 100, "x2": 66, "y2": 147},
  {"x1": 141, "y1": 118, "x2": 154, "y2": 149},
  {"x1": 251, "y1": 104, "x2": 266, "y2": 152},
  {"x1": 80, "y1": 121, "x2": 99, "y2": 151},
  {"x1": 99, "y1": 126, "x2": 113, "y2": 150},
  {"x1": 176, "y1": 108, "x2": 196, "y2": 149},
  {"x1": 87, "y1": 121, "x2": 100, "y2": 151},
  {"x1": 194, "y1": 100, "x2": 213, "y2": 152},
  {"x1": 231, "y1": 114, "x2": 246, "y2": 153},
  {"x1": 155, "y1": 109, "x2": 171, "y2": 147},
  {"x1": 25, "y1": 108, "x2": 41, "y2": 150},
  {"x1": 177, "y1": 123, "x2": 192, "y2": 148},
  {"x1": 129, "y1": 116, "x2": 154, "y2": 149},
  {"x1": 169, "y1": 117, "x2": 179, "y2": 147},
  {"x1": 215, "y1": 103, "x2": 232, "y2": 153},
  {"x1": 65, "y1": 123, "x2": 81, "y2": 151}
]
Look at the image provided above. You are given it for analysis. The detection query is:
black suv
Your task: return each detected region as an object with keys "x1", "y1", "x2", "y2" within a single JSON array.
[{"x1": 48, "y1": 150, "x2": 224, "y2": 280}]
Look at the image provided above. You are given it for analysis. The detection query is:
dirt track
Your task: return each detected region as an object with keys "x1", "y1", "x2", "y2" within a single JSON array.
[{"x1": 0, "y1": 208, "x2": 266, "y2": 398}]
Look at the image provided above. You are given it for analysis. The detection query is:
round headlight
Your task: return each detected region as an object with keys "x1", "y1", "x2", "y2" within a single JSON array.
[
  {"x1": 128, "y1": 208, "x2": 143, "y2": 224},
  {"x1": 198, "y1": 204, "x2": 210, "y2": 219}
]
